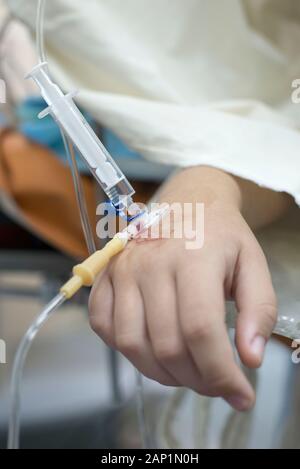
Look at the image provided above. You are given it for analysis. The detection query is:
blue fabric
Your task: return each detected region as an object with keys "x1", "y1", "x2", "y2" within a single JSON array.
[{"x1": 0, "y1": 111, "x2": 7, "y2": 126}]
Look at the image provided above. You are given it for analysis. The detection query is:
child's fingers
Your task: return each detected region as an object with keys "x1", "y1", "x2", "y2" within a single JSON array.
[
  {"x1": 234, "y1": 245, "x2": 277, "y2": 369},
  {"x1": 140, "y1": 273, "x2": 205, "y2": 393},
  {"x1": 89, "y1": 271, "x2": 115, "y2": 349},
  {"x1": 177, "y1": 260, "x2": 255, "y2": 411},
  {"x1": 112, "y1": 272, "x2": 178, "y2": 387}
]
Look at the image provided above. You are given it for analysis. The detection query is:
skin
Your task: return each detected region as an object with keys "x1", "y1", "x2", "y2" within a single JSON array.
[{"x1": 89, "y1": 166, "x2": 293, "y2": 411}]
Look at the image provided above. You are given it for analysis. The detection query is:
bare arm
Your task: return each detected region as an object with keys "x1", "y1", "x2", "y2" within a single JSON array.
[{"x1": 159, "y1": 166, "x2": 293, "y2": 230}]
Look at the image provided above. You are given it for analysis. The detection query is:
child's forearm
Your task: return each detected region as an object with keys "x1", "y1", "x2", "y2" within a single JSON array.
[
  {"x1": 233, "y1": 174, "x2": 293, "y2": 230},
  {"x1": 158, "y1": 166, "x2": 293, "y2": 230}
]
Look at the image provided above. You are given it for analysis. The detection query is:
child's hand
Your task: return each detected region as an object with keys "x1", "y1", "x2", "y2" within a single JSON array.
[{"x1": 89, "y1": 167, "x2": 282, "y2": 411}]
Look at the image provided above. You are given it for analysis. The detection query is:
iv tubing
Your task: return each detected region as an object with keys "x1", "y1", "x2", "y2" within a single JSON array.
[
  {"x1": 36, "y1": 0, "x2": 46, "y2": 63},
  {"x1": 8, "y1": 235, "x2": 128, "y2": 449},
  {"x1": 7, "y1": 293, "x2": 67, "y2": 449},
  {"x1": 59, "y1": 127, "x2": 96, "y2": 255}
]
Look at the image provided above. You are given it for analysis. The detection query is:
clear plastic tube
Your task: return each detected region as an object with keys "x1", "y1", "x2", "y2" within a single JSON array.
[
  {"x1": 135, "y1": 370, "x2": 152, "y2": 449},
  {"x1": 59, "y1": 127, "x2": 96, "y2": 255},
  {"x1": 7, "y1": 293, "x2": 66, "y2": 450},
  {"x1": 36, "y1": 0, "x2": 46, "y2": 63}
]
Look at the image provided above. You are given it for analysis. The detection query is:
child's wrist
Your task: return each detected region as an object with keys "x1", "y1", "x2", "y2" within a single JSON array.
[{"x1": 158, "y1": 166, "x2": 242, "y2": 212}]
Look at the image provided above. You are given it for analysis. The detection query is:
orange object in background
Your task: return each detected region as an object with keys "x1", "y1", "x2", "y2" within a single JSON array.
[{"x1": 0, "y1": 129, "x2": 96, "y2": 259}]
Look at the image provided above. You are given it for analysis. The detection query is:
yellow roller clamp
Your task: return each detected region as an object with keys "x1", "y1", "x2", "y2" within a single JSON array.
[{"x1": 60, "y1": 236, "x2": 128, "y2": 299}]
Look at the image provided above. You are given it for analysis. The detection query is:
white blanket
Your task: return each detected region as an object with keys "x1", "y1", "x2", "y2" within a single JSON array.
[{"x1": 6, "y1": 0, "x2": 300, "y2": 203}]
